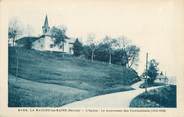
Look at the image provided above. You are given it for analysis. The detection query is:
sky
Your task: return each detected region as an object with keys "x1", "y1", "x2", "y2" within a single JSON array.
[{"x1": 5, "y1": 0, "x2": 184, "y2": 78}]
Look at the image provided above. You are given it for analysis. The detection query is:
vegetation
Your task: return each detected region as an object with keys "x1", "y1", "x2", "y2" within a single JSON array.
[
  {"x1": 81, "y1": 36, "x2": 140, "y2": 68},
  {"x1": 8, "y1": 18, "x2": 34, "y2": 46},
  {"x1": 139, "y1": 82, "x2": 165, "y2": 88},
  {"x1": 86, "y1": 33, "x2": 99, "y2": 62},
  {"x1": 9, "y1": 19, "x2": 140, "y2": 70},
  {"x1": 9, "y1": 47, "x2": 140, "y2": 107},
  {"x1": 144, "y1": 59, "x2": 159, "y2": 84},
  {"x1": 50, "y1": 26, "x2": 68, "y2": 46},
  {"x1": 125, "y1": 45, "x2": 140, "y2": 68},
  {"x1": 101, "y1": 36, "x2": 119, "y2": 64},
  {"x1": 73, "y1": 38, "x2": 83, "y2": 56},
  {"x1": 130, "y1": 85, "x2": 176, "y2": 108},
  {"x1": 8, "y1": 19, "x2": 23, "y2": 46}
]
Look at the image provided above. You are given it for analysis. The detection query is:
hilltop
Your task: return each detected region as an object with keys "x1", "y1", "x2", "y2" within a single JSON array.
[{"x1": 9, "y1": 47, "x2": 140, "y2": 107}]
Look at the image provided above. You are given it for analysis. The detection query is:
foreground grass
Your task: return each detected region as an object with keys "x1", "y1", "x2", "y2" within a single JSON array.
[
  {"x1": 9, "y1": 75, "x2": 93, "y2": 107},
  {"x1": 129, "y1": 85, "x2": 176, "y2": 108},
  {"x1": 9, "y1": 47, "x2": 139, "y2": 107}
]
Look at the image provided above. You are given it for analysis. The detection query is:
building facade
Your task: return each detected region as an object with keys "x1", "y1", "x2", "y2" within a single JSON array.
[
  {"x1": 14, "y1": 15, "x2": 74, "y2": 54},
  {"x1": 31, "y1": 15, "x2": 74, "y2": 54}
]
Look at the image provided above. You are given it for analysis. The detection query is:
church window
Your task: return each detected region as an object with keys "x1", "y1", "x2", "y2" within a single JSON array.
[
  {"x1": 59, "y1": 45, "x2": 63, "y2": 49},
  {"x1": 69, "y1": 47, "x2": 73, "y2": 54},
  {"x1": 50, "y1": 44, "x2": 54, "y2": 48},
  {"x1": 41, "y1": 44, "x2": 43, "y2": 48}
]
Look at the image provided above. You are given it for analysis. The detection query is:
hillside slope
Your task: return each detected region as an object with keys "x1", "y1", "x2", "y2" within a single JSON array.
[
  {"x1": 9, "y1": 47, "x2": 140, "y2": 107},
  {"x1": 129, "y1": 85, "x2": 176, "y2": 108}
]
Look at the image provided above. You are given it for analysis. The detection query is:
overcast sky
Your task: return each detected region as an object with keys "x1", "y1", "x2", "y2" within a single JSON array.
[{"x1": 5, "y1": 0, "x2": 184, "y2": 78}]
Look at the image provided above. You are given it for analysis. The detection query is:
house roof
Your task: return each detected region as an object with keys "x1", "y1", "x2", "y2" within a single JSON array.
[
  {"x1": 16, "y1": 36, "x2": 41, "y2": 45},
  {"x1": 65, "y1": 35, "x2": 70, "y2": 39},
  {"x1": 16, "y1": 34, "x2": 74, "y2": 46},
  {"x1": 156, "y1": 74, "x2": 167, "y2": 79}
]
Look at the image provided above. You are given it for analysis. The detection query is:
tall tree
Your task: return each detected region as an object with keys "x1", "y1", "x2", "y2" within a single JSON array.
[
  {"x1": 126, "y1": 45, "x2": 140, "y2": 68},
  {"x1": 120, "y1": 49, "x2": 129, "y2": 67},
  {"x1": 116, "y1": 36, "x2": 130, "y2": 67},
  {"x1": 87, "y1": 33, "x2": 99, "y2": 62},
  {"x1": 146, "y1": 59, "x2": 159, "y2": 84},
  {"x1": 73, "y1": 38, "x2": 83, "y2": 56},
  {"x1": 117, "y1": 36, "x2": 131, "y2": 49},
  {"x1": 8, "y1": 19, "x2": 23, "y2": 46},
  {"x1": 50, "y1": 26, "x2": 67, "y2": 48},
  {"x1": 116, "y1": 36, "x2": 140, "y2": 68},
  {"x1": 102, "y1": 36, "x2": 118, "y2": 64}
]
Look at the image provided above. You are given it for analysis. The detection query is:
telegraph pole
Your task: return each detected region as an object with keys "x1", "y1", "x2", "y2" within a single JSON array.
[
  {"x1": 15, "y1": 47, "x2": 19, "y2": 82},
  {"x1": 145, "y1": 53, "x2": 148, "y2": 92}
]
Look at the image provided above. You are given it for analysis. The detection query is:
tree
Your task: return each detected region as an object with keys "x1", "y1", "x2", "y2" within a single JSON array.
[
  {"x1": 8, "y1": 18, "x2": 23, "y2": 46},
  {"x1": 94, "y1": 42, "x2": 109, "y2": 62},
  {"x1": 73, "y1": 38, "x2": 83, "y2": 56},
  {"x1": 120, "y1": 49, "x2": 129, "y2": 67},
  {"x1": 87, "y1": 33, "x2": 99, "y2": 62},
  {"x1": 126, "y1": 45, "x2": 140, "y2": 68},
  {"x1": 116, "y1": 36, "x2": 131, "y2": 49},
  {"x1": 146, "y1": 59, "x2": 159, "y2": 84},
  {"x1": 82, "y1": 45, "x2": 92, "y2": 59},
  {"x1": 50, "y1": 26, "x2": 67, "y2": 47},
  {"x1": 115, "y1": 36, "x2": 130, "y2": 67},
  {"x1": 102, "y1": 36, "x2": 118, "y2": 64},
  {"x1": 116, "y1": 36, "x2": 140, "y2": 68}
]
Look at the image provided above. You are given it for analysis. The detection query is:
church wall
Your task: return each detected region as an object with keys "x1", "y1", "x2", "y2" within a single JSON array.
[
  {"x1": 32, "y1": 36, "x2": 73, "y2": 54},
  {"x1": 32, "y1": 37, "x2": 46, "y2": 51},
  {"x1": 30, "y1": 15, "x2": 74, "y2": 54}
]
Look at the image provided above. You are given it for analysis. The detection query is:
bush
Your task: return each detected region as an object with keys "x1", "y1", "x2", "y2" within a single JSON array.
[{"x1": 73, "y1": 38, "x2": 83, "y2": 56}]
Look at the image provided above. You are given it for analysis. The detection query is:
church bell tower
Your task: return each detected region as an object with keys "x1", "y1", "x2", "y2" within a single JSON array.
[{"x1": 42, "y1": 15, "x2": 50, "y2": 35}]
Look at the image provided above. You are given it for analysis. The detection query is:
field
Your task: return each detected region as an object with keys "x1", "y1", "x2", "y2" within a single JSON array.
[
  {"x1": 9, "y1": 47, "x2": 140, "y2": 107},
  {"x1": 129, "y1": 85, "x2": 176, "y2": 108}
]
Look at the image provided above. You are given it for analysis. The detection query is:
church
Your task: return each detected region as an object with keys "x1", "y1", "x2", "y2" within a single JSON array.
[{"x1": 16, "y1": 15, "x2": 74, "y2": 54}]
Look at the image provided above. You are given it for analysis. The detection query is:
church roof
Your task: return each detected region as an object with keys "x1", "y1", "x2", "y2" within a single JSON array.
[
  {"x1": 16, "y1": 35, "x2": 44, "y2": 45},
  {"x1": 43, "y1": 15, "x2": 49, "y2": 28}
]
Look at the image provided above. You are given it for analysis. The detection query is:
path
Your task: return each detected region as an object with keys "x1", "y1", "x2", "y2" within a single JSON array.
[{"x1": 63, "y1": 81, "x2": 162, "y2": 108}]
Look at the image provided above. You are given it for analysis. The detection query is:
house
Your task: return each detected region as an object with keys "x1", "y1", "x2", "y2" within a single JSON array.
[
  {"x1": 155, "y1": 72, "x2": 168, "y2": 84},
  {"x1": 16, "y1": 15, "x2": 74, "y2": 54},
  {"x1": 8, "y1": 38, "x2": 14, "y2": 47}
]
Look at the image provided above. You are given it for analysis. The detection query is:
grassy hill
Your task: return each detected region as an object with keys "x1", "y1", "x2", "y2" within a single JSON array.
[
  {"x1": 9, "y1": 47, "x2": 140, "y2": 107},
  {"x1": 129, "y1": 85, "x2": 176, "y2": 108}
]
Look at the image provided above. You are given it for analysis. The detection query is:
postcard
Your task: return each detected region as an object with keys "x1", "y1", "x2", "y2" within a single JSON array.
[{"x1": 0, "y1": 0, "x2": 184, "y2": 117}]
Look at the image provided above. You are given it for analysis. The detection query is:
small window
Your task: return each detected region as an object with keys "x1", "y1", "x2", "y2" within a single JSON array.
[
  {"x1": 59, "y1": 45, "x2": 63, "y2": 49},
  {"x1": 41, "y1": 44, "x2": 43, "y2": 48},
  {"x1": 50, "y1": 44, "x2": 54, "y2": 48},
  {"x1": 69, "y1": 47, "x2": 73, "y2": 54}
]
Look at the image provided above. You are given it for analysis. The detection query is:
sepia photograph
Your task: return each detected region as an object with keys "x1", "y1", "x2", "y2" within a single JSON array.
[{"x1": 7, "y1": 0, "x2": 178, "y2": 108}]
